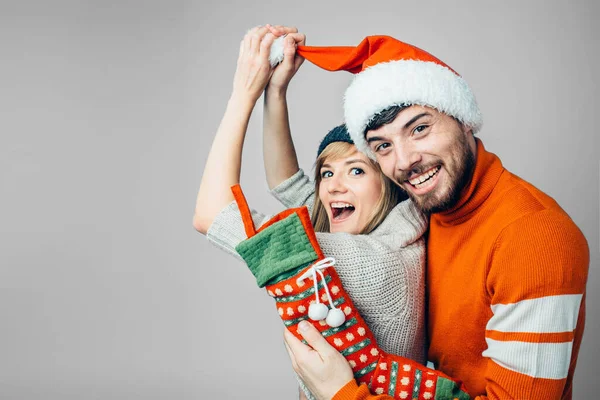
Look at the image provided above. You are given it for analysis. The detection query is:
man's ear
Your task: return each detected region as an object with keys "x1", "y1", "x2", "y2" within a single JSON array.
[{"x1": 460, "y1": 121, "x2": 474, "y2": 137}]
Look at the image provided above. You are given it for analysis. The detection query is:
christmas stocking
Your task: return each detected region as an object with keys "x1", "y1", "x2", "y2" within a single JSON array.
[{"x1": 232, "y1": 185, "x2": 470, "y2": 400}]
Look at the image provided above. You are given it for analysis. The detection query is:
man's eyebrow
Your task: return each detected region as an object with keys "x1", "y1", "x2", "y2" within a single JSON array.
[
  {"x1": 404, "y1": 112, "x2": 432, "y2": 129},
  {"x1": 366, "y1": 112, "x2": 432, "y2": 143},
  {"x1": 366, "y1": 135, "x2": 385, "y2": 144}
]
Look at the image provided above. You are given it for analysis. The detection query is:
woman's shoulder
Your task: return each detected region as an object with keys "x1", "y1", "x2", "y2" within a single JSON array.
[{"x1": 369, "y1": 199, "x2": 428, "y2": 244}]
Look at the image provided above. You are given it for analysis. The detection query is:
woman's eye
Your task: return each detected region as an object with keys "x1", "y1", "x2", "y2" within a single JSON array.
[
  {"x1": 321, "y1": 170, "x2": 333, "y2": 179},
  {"x1": 413, "y1": 125, "x2": 428, "y2": 135},
  {"x1": 350, "y1": 168, "x2": 364, "y2": 176}
]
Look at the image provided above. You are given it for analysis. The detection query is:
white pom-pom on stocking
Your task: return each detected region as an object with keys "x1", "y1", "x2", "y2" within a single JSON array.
[
  {"x1": 308, "y1": 303, "x2": 328, "y2": 321},
  {"x1": 326, "y1": 308, "x2": 345, "y2": 328},
  {"x1": 269, "y1": 35, "x2": 286, "y2": 67}
]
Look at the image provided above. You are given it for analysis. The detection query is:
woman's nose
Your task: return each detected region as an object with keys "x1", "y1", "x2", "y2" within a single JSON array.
[{"x1": 327, "y1": 174, "x2": 347, "y2": 194}]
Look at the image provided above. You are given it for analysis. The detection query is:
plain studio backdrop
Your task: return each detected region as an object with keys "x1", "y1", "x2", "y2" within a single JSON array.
[{"x1": 1, "y1": 0, "x2": 598, "y2": 399}]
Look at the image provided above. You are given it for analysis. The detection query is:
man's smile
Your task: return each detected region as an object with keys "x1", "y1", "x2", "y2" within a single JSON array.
[{"x1": 404, "y1": 166, "x2": 442, "y2": 194}]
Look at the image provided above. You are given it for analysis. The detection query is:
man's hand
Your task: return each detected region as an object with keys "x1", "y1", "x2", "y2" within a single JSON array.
[
  {"x1": 284, "y1": 320, "x2": 354, "y2": 400},
  {"x1": 265, "y1": 25, "x2": 306, "y2": 93}
]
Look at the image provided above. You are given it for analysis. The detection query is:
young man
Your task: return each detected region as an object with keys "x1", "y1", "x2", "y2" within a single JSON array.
[{"x1": 274, "y1": 33, "x2": 590, "y2": 399}]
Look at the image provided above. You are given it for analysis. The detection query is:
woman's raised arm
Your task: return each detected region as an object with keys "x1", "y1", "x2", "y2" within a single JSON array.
[
  {"x1": 193, "y1": 26, "x2": 276, "y2": 234},
  {"x1": 263, "y1": 27, "x2": 306, "y2": 189}
]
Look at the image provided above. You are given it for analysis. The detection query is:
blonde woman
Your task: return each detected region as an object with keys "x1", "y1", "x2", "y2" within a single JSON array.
[{"x1": 194, "y1": 26, "x2": 429, "y2": 399}]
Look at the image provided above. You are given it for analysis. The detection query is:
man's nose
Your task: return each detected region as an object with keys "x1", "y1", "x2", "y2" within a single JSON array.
[{"x1": 394, "y1": 143, "x2": 422, "y2": 172}]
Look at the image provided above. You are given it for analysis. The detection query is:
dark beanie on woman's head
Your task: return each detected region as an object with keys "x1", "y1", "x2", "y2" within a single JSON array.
[{"x1": 317, "y1": 124, "x2": 354, "y2": 157}]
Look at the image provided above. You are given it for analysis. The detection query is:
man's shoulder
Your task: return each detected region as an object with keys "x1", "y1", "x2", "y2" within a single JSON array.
[
  {"x1": 488, "y1": 170, "x2": 587, "y2": 248},
  {"x1": 489, "y1": 169, "x2": 574, "y2": 228}
]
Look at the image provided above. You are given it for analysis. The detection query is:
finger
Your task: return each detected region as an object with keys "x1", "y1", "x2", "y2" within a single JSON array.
[
  {"x1": 266, "y1": 24, "x2": 283, "y2": 37},
  {"x1": 283, "y1": 329, "x2": 300, "y2": 372},
  {"x1": 249, "y1": 25, "x2": 271, "y2": 54},
  {"x1": 296, "y1": 320, "x2": 335, "y2": 357},
  {"x1": 282, "y1": 33, "x2": 306, "y2": 69},
  {"x1": 284, "y1": 33, "x2": 306, "y2": 46},
  {"x1": 283, "y1": 26, "x2": 298, "y2": 34},
  {"x1": 259, "y1": 32, "x2": 277, "y2": 58},
  {"x1": 273, "y1": 25, "x2": 298, "y2": 36},
  {"x1": 243, "y1": 25, "x2": 261, "y2": 54},
  {"x1": 293, "y1": 33, "x2": 306, "y2": 69},
  {"x1": 284, "y1": 323, "x2": 322, "y2": 361},
  {"x1": 279, "y1": 35, "x2": 296, "y2": 70}
]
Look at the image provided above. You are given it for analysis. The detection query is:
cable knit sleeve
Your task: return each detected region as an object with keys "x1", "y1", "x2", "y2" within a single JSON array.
[
  {"x1": 206, "y1": 201, "x2": 272, "y2": 261},
  {"x1": 270, "y1": 169, "x2": 316, "y2": 212}
]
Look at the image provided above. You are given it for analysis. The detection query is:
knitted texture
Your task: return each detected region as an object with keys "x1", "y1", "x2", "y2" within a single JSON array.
[
  {"x1": 229, "y1": 184, "x2": 469, "y2": 400},
  {"x1": 332, "y1": 138, "x2": 589, "y2": 400},
  {"x1": 206, "y1": 171, "x2": 430, "y2": 398},
  {"x1": 208, "y1": 170, "x2": 428, "y2": 360},
  {"x1": 317, "y1": 124, "x2": 354, "y2": 157},
  {"x1": 426, "y1": 139, "x2": 588, "y2": 399},
  {"x1": 235, "y1": 212, "x2": 317, "y2": 287}
]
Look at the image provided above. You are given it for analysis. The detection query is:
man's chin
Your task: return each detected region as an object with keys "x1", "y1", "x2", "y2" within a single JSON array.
[{"x1": 404, "y1": 186, "x2": 456, "y2": 214}]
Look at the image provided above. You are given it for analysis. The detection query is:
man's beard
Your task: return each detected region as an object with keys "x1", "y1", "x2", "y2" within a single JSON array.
[{"x1": 399, "y1": 135, "x2": 475, "y2": 214}]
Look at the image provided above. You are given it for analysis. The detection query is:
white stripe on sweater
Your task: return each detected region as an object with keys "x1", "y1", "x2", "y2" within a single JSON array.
[
  {"x1": 487, "y1": 294, "x2": 582, "y2": 333},
  {"x1": 483, "y1": 338, "x2": 572, "y2": 379}
]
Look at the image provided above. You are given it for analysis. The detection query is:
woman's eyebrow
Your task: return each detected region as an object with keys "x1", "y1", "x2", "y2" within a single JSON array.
[{"x1": 344, "y1": 159, "x2": 368, "y2": 165}]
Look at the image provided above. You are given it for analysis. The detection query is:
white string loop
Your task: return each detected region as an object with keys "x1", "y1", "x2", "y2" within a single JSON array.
[{"x1": 295, "y1": 257, "x2": 345, "y2": 327}]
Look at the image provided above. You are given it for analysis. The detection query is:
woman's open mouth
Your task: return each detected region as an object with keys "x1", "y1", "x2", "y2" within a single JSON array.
[{"x1": 331, "y1": 202, "x2": 355, "y2": 221}]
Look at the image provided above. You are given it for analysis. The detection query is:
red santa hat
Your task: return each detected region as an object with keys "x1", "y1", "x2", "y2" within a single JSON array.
[{"x1": 271, "y1": 35, "x2": 482, "y2": 158}]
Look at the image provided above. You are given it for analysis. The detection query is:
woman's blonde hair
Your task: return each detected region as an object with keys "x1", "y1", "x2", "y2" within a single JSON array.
[{"x1": 311, "y1": 141, "x2": 407, "y2": 234}]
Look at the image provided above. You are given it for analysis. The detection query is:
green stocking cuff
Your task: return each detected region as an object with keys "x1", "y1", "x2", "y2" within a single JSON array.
[{"x1": 235, "y1": 213, "x2": 318, "y2": 287}]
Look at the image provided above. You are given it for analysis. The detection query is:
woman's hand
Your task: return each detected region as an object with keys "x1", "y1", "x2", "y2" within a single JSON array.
[
  {"x1": 232, "y1": 25, "x2": 277, "y2": 103},
  {"x1": 266, "y1": 25, "x2": 306, "y2": 94},
  {"x1": 284, "y1": 321, "x2": 354, "y2": 400}
]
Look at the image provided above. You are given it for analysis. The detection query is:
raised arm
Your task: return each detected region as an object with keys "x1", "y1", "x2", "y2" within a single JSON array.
[
  {"x1": 262, "y1": 26, "x2": 306, "y2": 189},
  {"x1": 193, "y1": 26, "x2": 276, "y2": 234}
]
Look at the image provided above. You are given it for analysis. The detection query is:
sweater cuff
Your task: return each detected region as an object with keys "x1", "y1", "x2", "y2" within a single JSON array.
[{"x1": 332, "y1": 379, "x2": 361, "y2": 400}]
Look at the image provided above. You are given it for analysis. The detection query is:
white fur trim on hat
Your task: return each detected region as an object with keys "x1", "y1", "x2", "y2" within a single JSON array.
[{"x1": 344, "y1": 60, "x2": 483, "y2": 159}]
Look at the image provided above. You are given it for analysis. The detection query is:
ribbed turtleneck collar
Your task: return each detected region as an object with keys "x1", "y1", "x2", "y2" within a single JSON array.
[{"x1": 432, "y1": 138, "x2": 504, "y2": 225}]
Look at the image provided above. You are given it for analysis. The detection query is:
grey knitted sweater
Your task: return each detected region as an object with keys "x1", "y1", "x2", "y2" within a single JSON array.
[{"x1": 207, "y1": 170, "x2": 428, "y2": 394}]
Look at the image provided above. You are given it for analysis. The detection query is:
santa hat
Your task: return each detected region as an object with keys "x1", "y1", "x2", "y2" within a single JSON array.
[{"x1": 270, "y1": 35, "x2": 482, "y2": 158}]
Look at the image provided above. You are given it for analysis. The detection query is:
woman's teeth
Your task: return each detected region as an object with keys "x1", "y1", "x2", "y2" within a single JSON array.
[{"x1": 331, "y1": 202, "x2": 355, "y2": 219}]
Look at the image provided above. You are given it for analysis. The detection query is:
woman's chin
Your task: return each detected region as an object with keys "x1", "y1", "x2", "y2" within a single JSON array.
[{"x1": 329, "y1": 217, "x2": 361, "y2": 234}]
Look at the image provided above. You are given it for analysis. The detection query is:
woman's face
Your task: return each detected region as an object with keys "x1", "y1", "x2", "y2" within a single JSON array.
[{"x1": 318, "y1": 148, "x2": 383, "y2": 234}]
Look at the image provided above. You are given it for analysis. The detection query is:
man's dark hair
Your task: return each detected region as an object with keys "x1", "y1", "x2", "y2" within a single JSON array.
[{"x1": 364, "y1": 104, "x2": 407, "y2": 137}]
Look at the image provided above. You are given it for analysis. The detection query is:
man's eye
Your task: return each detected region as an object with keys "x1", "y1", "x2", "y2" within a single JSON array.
[
  {"x1": 350, "y1": 168, "x2": 364, "y2": 176},
  {"x1": 375, "y1": 143, "x2": 391, "y2": 152},
  {"x1": 413, "y1": 125, "x2": 428, "y2": 135},
  {"x1": 321, "y1": 171, "x2": 333, "y2": 179}
]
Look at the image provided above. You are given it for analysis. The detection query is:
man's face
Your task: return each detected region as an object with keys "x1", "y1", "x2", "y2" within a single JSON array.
[{"x1": 365, "y1": 105, "x2": 476, "y2": 214}]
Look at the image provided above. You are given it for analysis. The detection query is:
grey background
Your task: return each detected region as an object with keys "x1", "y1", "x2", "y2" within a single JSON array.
[{"x1": 0, "y1": 0, "x2": 598, "y2": 399}]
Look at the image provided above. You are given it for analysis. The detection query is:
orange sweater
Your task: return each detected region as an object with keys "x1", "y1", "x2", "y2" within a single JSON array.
[{"x1": 334, "y1": 139, "x2": 589, "y2": 400}]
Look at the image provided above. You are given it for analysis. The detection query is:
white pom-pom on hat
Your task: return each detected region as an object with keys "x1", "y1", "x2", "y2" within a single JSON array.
[{"x1": 269, "y1": 35, "x2": 286, "y2": 67}]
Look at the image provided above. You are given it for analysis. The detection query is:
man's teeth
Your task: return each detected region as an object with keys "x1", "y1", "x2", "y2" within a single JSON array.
[{"x1": 409, "y1": 167, "x2": 440, "y2": 186}]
